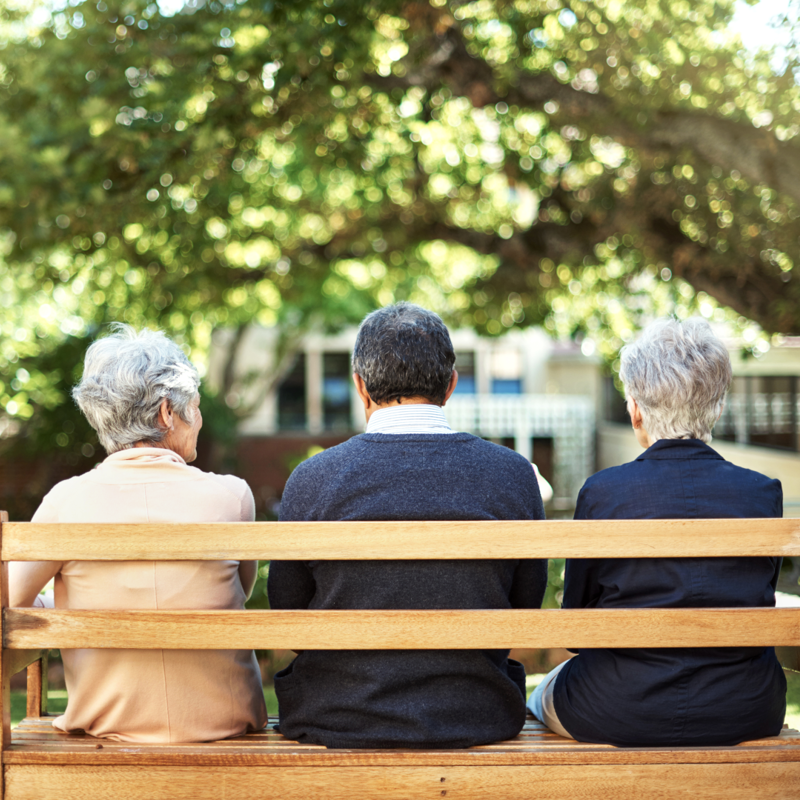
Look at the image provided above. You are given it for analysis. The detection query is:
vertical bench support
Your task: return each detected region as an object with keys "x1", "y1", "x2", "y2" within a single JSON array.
[{"x1": 26, "y1": 654, "x2": 48, "y2": 719}]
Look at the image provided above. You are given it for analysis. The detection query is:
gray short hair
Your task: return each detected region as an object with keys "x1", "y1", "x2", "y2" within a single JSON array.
[
  {"x1": 73, "y1": 325, "x2": 200, "y2": 454},
  {"x1": 352, "y1": 303, "x2": 455, "y2": 404},
  {"x1": 619, "y1": 317, "x2": 731, "y2": 443}
]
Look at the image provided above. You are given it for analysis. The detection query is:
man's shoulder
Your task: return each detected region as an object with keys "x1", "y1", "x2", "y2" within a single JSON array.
[
  {"x1": 464, "y1": 436, "x2": 525, "y2": 458},
  {"x1": 286, "y1": 436, "x2": 367, "y2": 482},
  {"x1": 280, "y1": 437, "x2": 370, "y2": 520},
  {"x1": 282, "y1": 433, "x2": 533, "y2": 483},
  {"x1": 458, "y1": 435, "x2": 536, "y2": 470}
]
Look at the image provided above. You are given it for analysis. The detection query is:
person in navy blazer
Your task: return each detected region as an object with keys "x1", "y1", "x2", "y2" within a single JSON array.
[{"x1": 528, "y1": 317, "x2": 786, "y2": 747}]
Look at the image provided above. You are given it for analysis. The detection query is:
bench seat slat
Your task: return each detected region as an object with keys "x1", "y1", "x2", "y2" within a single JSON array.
[
  {"x1": 5, "y1": 718, "x2": 800, "y2": 769},
  {"x1": 5, "y1": 519, "x2": 800, "y2": 561},
  {"x1": 6, "y1": 764, "x2": 800, "y2": 800},
  {"x1": 7, "y1": 608, "x2": 800, "y2": 649},
  {"x1": 8, "y1": 750, "x2": 800, "y2": 767}
]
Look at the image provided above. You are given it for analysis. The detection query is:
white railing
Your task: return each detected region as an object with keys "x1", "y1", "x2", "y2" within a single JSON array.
[
  {"x1": 445, "y1": 395, "x2": 595, "y2": 505},
  {"x1": 716, "y1": 393, "x2": 799, "y2": 440}
]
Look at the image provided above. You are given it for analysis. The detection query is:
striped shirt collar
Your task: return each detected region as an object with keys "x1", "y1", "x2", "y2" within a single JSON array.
[{"x1": 366, "y1": 404, "x2": 455, "y2": 435}]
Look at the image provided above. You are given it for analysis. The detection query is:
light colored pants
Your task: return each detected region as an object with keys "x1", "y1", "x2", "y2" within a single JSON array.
[{"x1": 527, "y1": 659, "x2": 572, "y2": 739}]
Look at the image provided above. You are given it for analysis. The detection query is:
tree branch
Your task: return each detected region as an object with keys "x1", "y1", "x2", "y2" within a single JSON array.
[{"x1": 375, "y1": 24, "x2": 800, "y2": 207}]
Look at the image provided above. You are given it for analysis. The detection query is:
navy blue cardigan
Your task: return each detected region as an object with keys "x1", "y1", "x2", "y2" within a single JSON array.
[
  {"x1": 269, "y1": 432, "x2": 547, "y2": 750},
  {"x1": 554, "y1": 438, "x2": 786, "y2": 747}
]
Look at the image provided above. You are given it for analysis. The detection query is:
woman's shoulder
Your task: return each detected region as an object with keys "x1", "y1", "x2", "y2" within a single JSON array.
[
  {"x1": 198, "y1": 470, "x2": 250, "y2": 496},
  {"x1": 190, "y1": 470, "x2": 255, "y2": 521},
  {"x1": 580, "y1": 462, "x2": 634, "y2": 492},
  {"x1": 32, "y1": 471, "x2": 102, "y2": 520},
  {"x1": 573, "y1": 460, "x2": 653, "y2": 519},
  {"x1": 576, "y1": 450, "x2": 783, "y2": 520}
]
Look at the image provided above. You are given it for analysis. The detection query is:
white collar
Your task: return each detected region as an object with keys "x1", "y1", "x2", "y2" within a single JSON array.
[
  {"x1": 104, "y1": 447, "x2": 187, "y2": 466},
  {"x1": 366, "y1": 404, "x2": 455, "y2": 435}
]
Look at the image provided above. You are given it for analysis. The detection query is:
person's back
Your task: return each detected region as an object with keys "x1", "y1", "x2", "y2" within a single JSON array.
[
  {"x1": 11, "y1": 326, "x2": 267, "y2": 743},
  {"x1": 556, "y1": 442, "x2": 785, "y2": 746},
  {"x1": 26, "y1": 451, "x2": 268, "y2": 743},
  {"x1": 530, "y1": 318, "x2": 786, "y2": 747},
  {"x1": 269, "y1": 303, "x2": 547, "y2": 749}
]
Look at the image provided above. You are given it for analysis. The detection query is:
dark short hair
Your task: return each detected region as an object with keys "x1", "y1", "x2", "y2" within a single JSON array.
[{"x1": 352, "y1": 303, "x2": 456, "y2": 405}]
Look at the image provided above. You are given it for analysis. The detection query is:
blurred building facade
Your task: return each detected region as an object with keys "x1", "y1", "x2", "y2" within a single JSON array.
[
  {"x1": 210, "y1": 327, "x2": 800, "y2": 519},
  {"x1": 208, "y1": 326, "x2": 601, "y2": 514},
  {"x1": 600, "y1": 337, "x2": 800, "y2": 518}
]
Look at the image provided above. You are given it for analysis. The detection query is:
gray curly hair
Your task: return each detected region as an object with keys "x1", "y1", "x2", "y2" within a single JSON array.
[
  {"x1": 619, "y1": 317, "x2": 731, "y2": 443},
  {"x1": 352, "y1": 302, "x2": 455, "y2": 405},
  {"x1": 73, "y1": 324, "x2": 200, "y2": 454}
]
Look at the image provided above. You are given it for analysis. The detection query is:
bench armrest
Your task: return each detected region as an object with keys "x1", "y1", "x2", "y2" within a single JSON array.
[
  {"x1": 5, "y1": 649, "x2": 47, "y2": 679},
  {"x1": 2, "y1": 650, "x2": 49, "y2": 719}
]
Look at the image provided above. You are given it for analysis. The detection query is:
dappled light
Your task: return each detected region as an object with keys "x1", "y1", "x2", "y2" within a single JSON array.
[{"x1": 0, "y1": 0, "x2": 797, "y2": 463}]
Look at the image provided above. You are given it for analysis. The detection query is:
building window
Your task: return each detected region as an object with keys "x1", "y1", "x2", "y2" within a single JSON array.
[
  {"x1": 716, "y1": 375, "x2": 799, "y2": 452},
  {"x1": 531, "y1": 437, "x2": 554, "y2": 486},
  {"x1": 453, "y1": 351, "x2": 476, "y2": 394},
  {"x1": 490, "y1": 349, "x2": 523, "y2": 395},
  {"x1": 492, "y1": 379, "x2": 522, "y2": 394},
  {"x1": 323, "y1": 352, "x2": 352, "y2": 430},
  {"x1": 608, "y1": 374, "x2": 800, "y2": 453},
  {"x1": 277, "y1": 354, "x2": 307, "y2": 430}
]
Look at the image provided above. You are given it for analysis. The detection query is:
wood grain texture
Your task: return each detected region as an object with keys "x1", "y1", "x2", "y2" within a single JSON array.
[
  {"x1": 25, "y1": 655, "x2": 47, "y2": 719},
  {"x1": 6, "y1": 717, "x2": 800, "y2": 768},
  {"x1": 3, "y1": 652, "x2": 47, "y2": 681},
  {"x1": 5, "y1": 608, "x2": 800, "y2": 650},
  {"x1": 3, "y1": 515, "x2": 800, "y2": 798},
  {"x1": 4, "y1": 518, "x2": 800, "y2": 561},
  {"x1": 6, "y1": 763, "x2": 800, "y2": 800}
]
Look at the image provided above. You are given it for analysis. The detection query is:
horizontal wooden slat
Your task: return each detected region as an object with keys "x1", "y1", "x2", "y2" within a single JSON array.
[
  {"x1": 6, "y1": 763, "x2": 800, "y2": 800},
  {"x1": 8, "y1": 717, "x2": 800, "y2": 768},
  {"x1": 7, "y1": 744, "x2": 800, "y2": 767},
  {"x1": 5, "y1": 608, "x2": 800, "y2": 650},
  {"x1": 9, "y1": 747, "x2": 800, "y2": 767},
  {"x1": 7, "y1": 718, "x2": 800, "y2": 768},
  {"x1": 3, "y1": 518, "x2": 800, "y2": 561}
]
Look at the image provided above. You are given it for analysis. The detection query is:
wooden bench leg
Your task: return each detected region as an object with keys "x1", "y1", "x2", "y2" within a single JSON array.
[{"x1": 25, "y1": 656, "x2": 48, "y2": 719}]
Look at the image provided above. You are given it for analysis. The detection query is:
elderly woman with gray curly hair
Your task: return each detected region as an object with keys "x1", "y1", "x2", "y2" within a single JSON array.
[
  {"x1": 10, "y1": 325, "x2": 267, "y2": 743},
  {"x1": 528, "y1": 317, "x2": 786, "y2": 747}
]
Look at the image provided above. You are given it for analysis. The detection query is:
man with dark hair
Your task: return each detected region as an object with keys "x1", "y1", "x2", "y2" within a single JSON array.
[{"x1": 269, "y1": 302, "x2": 547, "y2": 749}]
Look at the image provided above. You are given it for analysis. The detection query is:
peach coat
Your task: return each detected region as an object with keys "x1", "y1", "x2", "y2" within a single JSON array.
[{"x1": 10, "y1": 447, "x2": 268, "y2": 743}]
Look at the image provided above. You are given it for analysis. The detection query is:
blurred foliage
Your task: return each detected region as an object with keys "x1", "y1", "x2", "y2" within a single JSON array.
[
  {"x1": 542, "y1": 557, "x2": 565, "y2": 609},
  {"x1": 247, "y1": 560, "x2": 271, "y2": 612},
  {"x1": 0, "y1": 0, "x2": 799, "y2": 459},
  {"x1": 284, "y1": 443, "x2": 325, "y2": 475}
]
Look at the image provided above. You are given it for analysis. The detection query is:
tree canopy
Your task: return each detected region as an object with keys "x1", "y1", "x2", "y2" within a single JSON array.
[{"x1": 0, "y1": 0, "x2": 798, "y2": 455}]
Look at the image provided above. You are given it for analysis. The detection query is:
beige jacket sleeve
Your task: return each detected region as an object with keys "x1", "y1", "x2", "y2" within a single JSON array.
[
  {"x1": 9, "y1": 489, "x2": 64, "y2": 608},
  {"x1": 210, "y1": 474, "x2": 258, "y2": 599}
]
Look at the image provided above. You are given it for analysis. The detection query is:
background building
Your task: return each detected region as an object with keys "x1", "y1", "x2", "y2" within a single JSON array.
[
  {"x1": 211, "y1": 327, "x2": 800, "y2": 527},
  {"x1": 208, "y1": 326, "x2": 600, "y2": 515}
]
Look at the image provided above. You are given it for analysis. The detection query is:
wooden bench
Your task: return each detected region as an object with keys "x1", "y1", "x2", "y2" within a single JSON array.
[{"x1": 1, "y1": 513, "x2": 800, "y2": 799}]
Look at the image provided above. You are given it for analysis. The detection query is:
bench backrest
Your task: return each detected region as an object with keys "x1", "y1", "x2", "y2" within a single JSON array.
[{"x1": 2, "y1": 515, "x2": 799, "y2": 747}]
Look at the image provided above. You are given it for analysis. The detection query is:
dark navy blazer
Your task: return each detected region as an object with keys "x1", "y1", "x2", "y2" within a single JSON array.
[{"x1": 553, "y1": 438, "x2": 786, "y2": 747}]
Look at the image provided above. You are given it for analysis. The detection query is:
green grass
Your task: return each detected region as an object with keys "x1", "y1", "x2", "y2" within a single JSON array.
[
  {"x1": 12, "y1": 676, "x2": 800, "y2": 733},
  {"x1": 789, "y1": 672, "x2": 800, "y2": 731},
  {"x1": 11, "y1": 689, "x2": 69, "y2": 726},
  {"x1": 264, "y1": 686, "x2": 278, "y2": 715}
]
